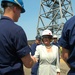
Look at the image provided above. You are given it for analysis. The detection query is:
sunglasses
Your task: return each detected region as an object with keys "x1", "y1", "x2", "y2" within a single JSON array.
[
  {"x1": 42, "y1": 35, "x2": 52, "y2": 39},
  {"x1": 53, "y1": 38, "x2": 57, "y2": 39}
]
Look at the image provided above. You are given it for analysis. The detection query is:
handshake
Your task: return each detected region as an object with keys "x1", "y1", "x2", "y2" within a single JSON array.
[{"x1": 31, "y1": 56, "x2": 38, "y2": 66}]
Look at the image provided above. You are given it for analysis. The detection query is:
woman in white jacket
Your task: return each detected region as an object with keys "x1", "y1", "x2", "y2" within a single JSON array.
[{"x1": 33, "y1": 29, "x2": 60, "y2": 75}]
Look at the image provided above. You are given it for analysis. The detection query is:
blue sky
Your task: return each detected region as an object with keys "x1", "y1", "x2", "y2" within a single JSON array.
[
  {"x1": 0, "y1": 0, "x2": 75, "y2": 40},
  {"x1": 18, "y1": 0, "x2": 41, "y2": 40}
]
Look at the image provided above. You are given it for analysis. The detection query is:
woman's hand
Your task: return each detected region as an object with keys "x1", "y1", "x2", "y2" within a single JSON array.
[
  {"x1": 57, "y1": 72, "x2": 60, "y2": 75},
  {"x1": 31, "y1": 56, "x2": 38, "y2": 64}
]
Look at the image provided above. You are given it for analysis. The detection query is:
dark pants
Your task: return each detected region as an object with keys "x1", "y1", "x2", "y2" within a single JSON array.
[
  {"x1": 31, "y1": 63, "x2": 39, "y2": 75},
  {"x1": 67, "y1": 68, "x2": 75, "y2": 75}
]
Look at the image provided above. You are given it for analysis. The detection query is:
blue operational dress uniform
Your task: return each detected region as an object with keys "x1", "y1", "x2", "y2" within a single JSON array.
[
  {"x1": 51, "y1": 42, "x2": 59, "y2": 47},
  {"x1": 31, "y1": 43, "x2": 39, "y2": 75},
  {"x1": 0, "y1": 16, "x2": 31, "y2": 75},
  {"x1": 58, "y1": 16, "x2": 75, "y2": 75}
]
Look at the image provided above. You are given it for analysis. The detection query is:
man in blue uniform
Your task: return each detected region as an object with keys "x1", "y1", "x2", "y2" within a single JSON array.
[
  {"x1": 31, "y1": 35, "x2": 41, "y2": 75},
  {"x1": 58, "y1": 16, "x2": 75, "y2": 75},
  {"x1": 52, "y1": 35, "x2": 59, "y2": 47},
  {"x1": 0, "y1": 0, "x2": 36, "y2": 75},
  {"x1": 51, "y1": 35, "x2": 60, "y2": 60}
]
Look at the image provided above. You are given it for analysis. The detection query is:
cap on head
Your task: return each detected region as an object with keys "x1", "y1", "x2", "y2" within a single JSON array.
[
  {"x1": 35, "y1": 35, "x2": 41, "y2": 40},
  {"x1": 42, "y1": 29, "x2": 52, "y2": 36},
  {"x1": 53, "y1": 35, "x2": 58, "y2": 38},
  {"x1": 1, "y1": 0, "x2": 25, "y2": 13}
]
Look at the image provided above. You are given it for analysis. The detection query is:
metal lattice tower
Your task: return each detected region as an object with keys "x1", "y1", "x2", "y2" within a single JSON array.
[{"x1": 37, "y1": 0, "x2": 74, "y2": 37}]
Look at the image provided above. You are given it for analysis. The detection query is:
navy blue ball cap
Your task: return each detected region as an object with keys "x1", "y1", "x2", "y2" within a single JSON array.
[{"x1": 35, "y1": 35, "x2": 41, "y2": 40}]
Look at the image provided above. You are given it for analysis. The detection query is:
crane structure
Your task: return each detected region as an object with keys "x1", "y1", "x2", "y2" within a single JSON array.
[{"x1": 37, "y1": 0, "x2": 74, "y2": 37}]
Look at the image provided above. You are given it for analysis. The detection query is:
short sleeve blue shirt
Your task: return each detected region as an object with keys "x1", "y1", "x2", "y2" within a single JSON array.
[
  {"x1": 0, "y1": 16, "x2": 31, "y2": 75},
  {"x1": 58, "y1": 16, "x2": 75, "y2": 68}
]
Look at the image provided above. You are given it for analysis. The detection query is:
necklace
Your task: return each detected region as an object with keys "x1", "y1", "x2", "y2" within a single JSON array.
[{"x1": 46, "y1": 46, "x2": 51, "y2": 49}]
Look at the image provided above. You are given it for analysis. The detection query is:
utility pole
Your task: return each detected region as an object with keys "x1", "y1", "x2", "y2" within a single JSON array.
[{"x1": 37, "y1": 0, "x2": 74, "y2": 37}]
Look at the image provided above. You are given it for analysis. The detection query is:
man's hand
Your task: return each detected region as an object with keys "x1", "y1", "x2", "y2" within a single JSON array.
[
  {"x1": 21, "y1": 54, "x2": 38, "y2": 68},
  {"x1": 61, "y1": 47, "x2": 70, "y2": 68}
]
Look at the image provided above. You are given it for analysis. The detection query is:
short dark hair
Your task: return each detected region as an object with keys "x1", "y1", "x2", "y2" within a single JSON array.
[
  {"x1": 1, "y1": 1, "x2": 21, "y2": 9},
  {"x1": 1, "y1": 2, "x2": 13, "y2": 8}
]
